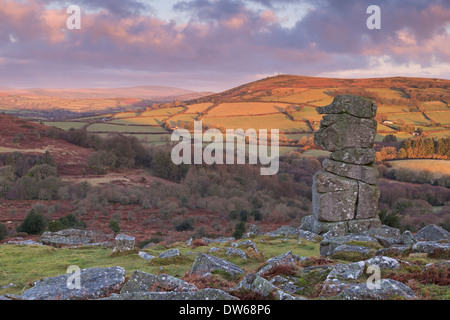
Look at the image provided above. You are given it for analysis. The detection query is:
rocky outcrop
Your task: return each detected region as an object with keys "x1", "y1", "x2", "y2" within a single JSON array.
[
  {"x1": 101, "y1": 288, "x2": 239, "y2": 300},
  {"x1": 158, "y1": 249, "x2": 180, "y2": 259},
  {"x1": 234, "y1": 274, "x2": 278, "y2": 297},
  {"x1": 307, "y1": 95, "x2": 381, "y2": 236},
  {"x1": 112, "y1": 234, "x2": 135, "y2": 253},
  {"x1": 257, "y1": 251, "x2": 301, "y2": 276},
  {"x1": 190, "y1": 253, "x2": 244, "y2": 277},
  {"x1": 265, "y1": 225, "x2": 300, "y2": 237},
  {"x1": 321, "y1": 255, "x2": 416, "y2": 300},
  {"x1": 234, "y1": 274, "x2": 306, "y2": 300},
  {"x1": 336, "y1": 279, "x2": 416, "y2": 300},
  {"x1": 359, "y1": 225, "x2": 402, "y2": 247},
  {"x1": 226, "y1": 247, "x2": 247, "y2": 259},
  {"x1": 201, "y1": 237, "x2": 235, "y2": 245},
  {"x1": 316, "y1": 95, "x2": 377, "y2": 119},
  {"x1": 40, "y1": 229, "x2": 113, "y2": 248},
  {"x1": 120, "y1": 271, "x2": 198, "y2": 293},
  {"x1": 412, "y1": 241, "x2": 450, "y2": 258},
  {"x1": 415, "y1": 224, "x2": 450, "y2": 242},
  {"x1": 364, "y1": 256, "x2": 401, "y2": 270},
  {"x1": 138, "y1": 251, "x2": 155, "y2": 261},
  {"x1": 7, "y1": 239, "x2": 41, "y2": 246},
  {"x1": 319, "y1": 234, "x2": 380, "y2": 257},
  {"x1": 20, "y1": 267, "x2": 125, "y2": 300},
  {"x1": 314, "y1": 115, "x2": 377, "y2": 151},
  {"x1": 233, "y1": 240, "x2": 259, "y2": 252},
  {"x1": 265, "y1": 225, "x2": 321, "y2": 241},
  {"x1": 7, "y1": 224, "x2": 447, "y2": 301}
]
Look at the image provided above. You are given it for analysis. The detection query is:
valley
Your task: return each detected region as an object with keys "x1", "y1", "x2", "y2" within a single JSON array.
[{"x1": 0, "y1": 75, "x2": 449, "y2": 301}]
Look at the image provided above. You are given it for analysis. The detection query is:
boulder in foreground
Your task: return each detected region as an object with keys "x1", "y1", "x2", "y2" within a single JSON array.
[
  {"x1": 190, "y1": 253, "x2": 244, "y2": 278},
  {"x1": 337, "y1": 279, "x2": 416, "y2": 300},
  {"x1": 20, "y1": 267, "x2": 125, "y2": 300},
  {"x1": 101, "y1": 288, "x2": 239, "y2": 300}
]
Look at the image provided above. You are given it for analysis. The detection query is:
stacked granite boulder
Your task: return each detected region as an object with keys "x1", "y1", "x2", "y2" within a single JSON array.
[{"x1": 309, "y1": 95, "x2": 381, "y2": 235}]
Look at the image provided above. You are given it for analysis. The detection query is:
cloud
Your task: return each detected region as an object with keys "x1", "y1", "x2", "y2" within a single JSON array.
[
  {"x1": 44, "y1": 0, "x2": 152, "y2": 16},
  {"x1": 0, "y1": 0, "x2": 449, "y2": 91}
]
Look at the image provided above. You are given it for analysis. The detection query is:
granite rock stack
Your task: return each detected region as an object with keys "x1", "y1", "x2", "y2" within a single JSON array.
[{"x1": 308, "y1": 95, "x2": 381, "y2": 235}]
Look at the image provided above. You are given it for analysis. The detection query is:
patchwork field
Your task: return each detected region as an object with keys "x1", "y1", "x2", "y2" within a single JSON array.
[
  {"x1": 168, "y1": 113, "x2": 198, "y2": 123},
  {"x1": 202, "y1": 114, "x2": 311, "y2": 132},
  {"x1": 425, "y1": 111, "x2": 450, "y2": 125},
  {"x1": 366, "y1": 87, "x2": 405, "y2": 99},
  {"x1": 207, "y1": 102, "x2": 290, "y2": 116},
  {"x1": 140, "y1": 107, "x2": 185, "y2": 117},
  {"x1": 291, "y1": 106, "x2": 322, "y2": 122},
  {"x1": 87, "y1": 123, "x2": 168, "y2": 133},
  {"x1": 113, "y1": 111, "x2": 141, "y2": 118},
  {"x1": 184, "y1": 103, "x2": 214, "y2": 113},
  {"x1": 43, "y1": 121, "x2": 87, "y2": 130},
  {"x1": 377, "y1": 105, "x2": 409, "y2": 113},
  {"x1": 388, "y1": 160, "x2": 450, "y2": 178},
  {"x1": 16, "y1": 75, "x2": 450, "y2": 154},
  {"x1": 268, "y1": 88, "x2": 334, "y2": 106},
  {"x1": 386, "y1": 112, "x2": 430, "y2": 126},
  {"x1": 421, "y1": 101, "x2": 449, "y2": 111},
  {"x1": 110, "y1": 117, "x2": 166, "y2": 126}
]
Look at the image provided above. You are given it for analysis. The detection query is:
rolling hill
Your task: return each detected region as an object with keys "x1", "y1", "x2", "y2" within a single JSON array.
[
  {"x1": 0, "y1": 86, "x2": 214, "y2": 119},
  {"x1": 30, "y1": 74, "x2": 448, "y2": 156},
  {"x1": 0, "y1": 86, "x2": 212, "y2": 100}
]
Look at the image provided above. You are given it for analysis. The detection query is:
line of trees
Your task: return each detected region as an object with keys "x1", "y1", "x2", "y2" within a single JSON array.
[{"x1": 376, "y1": 136, "x2": 450, "y2": 161}]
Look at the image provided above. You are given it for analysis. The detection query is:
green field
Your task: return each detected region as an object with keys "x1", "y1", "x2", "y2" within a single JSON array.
[
  {"x1": 110, "y1": 117, "x2": 166, "y2": 126},
  {"x1": 72, "y1": 114, "x2": 114, "y2": 121},
  {"x1": 378, "y1": 105, "x2": 409, "y2": 113},
  {"x1": 425, "y1": 111, "x2": 450, "y2": 125},
  {"x1": 268, "y1": 88, "x2": 334, "y2": 106},
  {"x1": 169, "y1": 113, "x2": 198, "y2": 123},
  {"x1": 378, "y1": 124, "x2": 397, "y2": 132},
  {"x1": 207, "y1": 102, "x2": 290, "y2": 116},
  {"x1": 291, "y1": 106, "x2": 322, "y2": 122},
  {"x1": 421, "y1": 101, "x2": 449, "y2": 111},
  {"x1": 202, "y1": 114, "x2": 311, "y2": 132},
  {"x1": 387, "y1": 113, "x2": 431, "y2": 126},
  {"x1": 185, "y1": 103, "x2": 213, "y2": 113},
  {"x1": 43, "y1": 121, "x2": 87, "y2": 130},
  {"x1": 366, "y1": 88, "x2": 405, "y2": 99},
  {"x1": 141, "y1": 107, "x2": 185, "y2": 117},
  {"x1": 388, "y1": 159, "x2": 450, "y2": 178},
  {"x1": 87, "y1": 123, "x2": 168, "y2": 133},
  {"x1": 113, "y1": 111, "x2": 140, "y2": 118}
]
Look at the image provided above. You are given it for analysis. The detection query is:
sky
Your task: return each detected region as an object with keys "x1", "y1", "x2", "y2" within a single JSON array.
[{"x1": 0, "y1": 0, "x2": 449, "y2": 92}]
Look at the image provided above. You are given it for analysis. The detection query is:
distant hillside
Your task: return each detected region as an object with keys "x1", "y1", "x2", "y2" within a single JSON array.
[
  {"x1": 188, "y1": 74, "x2": 450, "y2": 104},
  {"x1": 0, "y1": 86, "x2": 213, "y2": 100},
  {"x1": 4, "y1": 75, "x2": 450, "y2": 156},
  {"x1": 182, "y1": 74, "x2": 450, "y2": 142},
  {"x1": 0, "y1": 86, "x2": 214, "y2": 119}
]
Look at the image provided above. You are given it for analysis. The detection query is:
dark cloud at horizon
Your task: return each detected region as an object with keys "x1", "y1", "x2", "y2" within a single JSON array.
[{"x1": 0, "y1": 0, "x2": 449, "y2": 91}]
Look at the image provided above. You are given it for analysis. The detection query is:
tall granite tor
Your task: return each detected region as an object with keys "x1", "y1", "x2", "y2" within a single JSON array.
[{"x1": 306, "y1": 95, "x2": 381, "y2": 235}]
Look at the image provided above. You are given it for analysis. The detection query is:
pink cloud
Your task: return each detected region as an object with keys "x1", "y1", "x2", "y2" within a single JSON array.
[{"x1": 0, "y1": 0, "x2": 449, "y2": 90}]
